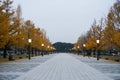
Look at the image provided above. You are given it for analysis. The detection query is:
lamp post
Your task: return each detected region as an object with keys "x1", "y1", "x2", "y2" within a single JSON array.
[
  {"x1": 28, "y1": 39, "x2": 32, "y2": 60},
  {"x1": 77, "y1": 45, "x2": 80, "y2": 55},
  {"x1": 96, "y1": 39, "x2": 100, "y2": 60},
  {"x1": 83, "y1": 44, "x2": 86, "y2": 57},
  {"x1": 47, "y1": 45, "x2": 50, "y2": 55},
  {"x1": 41, "y1": 43, "x2": 44, "y2": 56}
]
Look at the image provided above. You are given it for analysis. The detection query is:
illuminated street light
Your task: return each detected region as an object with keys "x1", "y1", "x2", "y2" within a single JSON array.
[
  {"x1": 47, "y1": 45, "x2": 50, "y2": 54},
  {"x1": 41, "y1": 43, "x2": 44, "y2": 47},
  {"x1": 28, "y1": 39, "x2": 32, "y2": 43},
  {"x1": 41, "y1": 43, "x2": 44, "y2": 56},
  {"x1": 96, "y1": 40, "x2": 100, "y2": 44},
  {"x1": 77, "y1": 45, "x2": 80, "y2": 55},
  {"x1": 28, "y1": 39, "x2": 32, "y2": 60},
  {"x1": 77, "y1": 46, "x2": 80, "y2": 49},
  {"x1": 83, "y1": 44, "x2": 86, "y2": 47},
  {"x1": 83, "y1": 44, "x2": 86, "y2": 57},
  {"x1": 96, "y1": 39, "x2": 100, "y2": 60},
  {"x1": 47, "y1": 45, "x2": 50, "y2": 48}
]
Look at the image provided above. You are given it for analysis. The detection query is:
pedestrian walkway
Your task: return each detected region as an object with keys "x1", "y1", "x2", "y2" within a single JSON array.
[
  {"x1": 74, "y1": 54, "x2": 120, "y2": 80},
  {"x1": 0, "y1": 54, "x2": 55, "y2": 80},
  {"x1": 14, "y1": 53, "x2": 113, "y2": 80}
]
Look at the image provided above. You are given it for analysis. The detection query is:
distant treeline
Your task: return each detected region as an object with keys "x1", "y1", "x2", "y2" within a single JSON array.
[{"x1": 53, "y1": 42, "x2": 73, "y2": 52}]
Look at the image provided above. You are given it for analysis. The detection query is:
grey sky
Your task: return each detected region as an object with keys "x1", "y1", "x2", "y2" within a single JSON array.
[{"x1": 13, "y1": 0, "x2": 115, "y2": 43}]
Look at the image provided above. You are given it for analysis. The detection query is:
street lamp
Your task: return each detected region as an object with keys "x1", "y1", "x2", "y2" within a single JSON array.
[
  {"x1": 41, "y1": 43, "x2": 44, "y2": 47},
  {"x1": 47, "y1": 45, "x2": 50, "y2": 54},
  {"x1": 28, "y1": 39, "x2": 32, "y2": 43},
  {"x1": 47, "y1": 45, "x2": 50, "y2": 51},
  {"x1": 96, "y1": 39, "x2": 100, "y2": 60},
  {"x1": 83, "y1": 44, "x2": 86, "y2": 57},
  {"x1": 77, "y1": 45, "x2": 80, "y2": 55},
  {"x1": 28, "y1": 39, "x2": 32, "y2": 60},
  {"x1": 96, "y1": 40, "x2": 100, "y2": 44},
  {"x1": 41, "y1": 43, "x2": 44, "y2": 56},
  {"x1": 77, "y1": 45, "x2": 80, "y2": 49}
]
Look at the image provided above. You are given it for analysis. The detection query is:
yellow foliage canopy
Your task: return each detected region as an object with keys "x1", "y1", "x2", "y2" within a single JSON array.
[
  {"x1": 86, "y1": 38, "x2": 96, "y2": 49},
  {"x1": 114, "y1": 32, "x2": 120, "y2": 49}
]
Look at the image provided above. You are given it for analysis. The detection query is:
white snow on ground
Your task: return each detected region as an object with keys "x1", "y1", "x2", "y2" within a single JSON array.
[
  {"x1": 73, "y1": 54, "x2": 120, "y2": 80},
  {"x1": 0, "y1": 54, "x2": 55, "y2": 80},
  {"x1": 14, "y1": 53, "x2": 113, "y2": 80}
]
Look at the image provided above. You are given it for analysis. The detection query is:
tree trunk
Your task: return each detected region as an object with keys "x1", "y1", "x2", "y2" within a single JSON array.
[{"x1": 3, "y1": 45, "x2": 7, "y2": 58}]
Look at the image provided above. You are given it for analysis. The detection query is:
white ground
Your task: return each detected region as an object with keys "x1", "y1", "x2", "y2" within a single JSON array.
[{"x1": 13, "y1": 53, "x2": 113, "y2": 80}]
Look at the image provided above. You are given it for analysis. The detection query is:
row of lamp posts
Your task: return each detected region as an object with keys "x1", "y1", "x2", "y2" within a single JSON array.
[
  {"x1": 28, "y1": 38, "x2": 45, "y2": 60},
  {"x1": 28, "y1": 40, "x2": 45, "y2": 60},
  {"x1": 82, "y1": 39, "x2": 100, "y2": 60},
  {"x1": 27, "y1": 27, "x2": 54, "y2": 60},
  {"x1": 28, "y1": 39, "x2": 55, "y2": 60}
]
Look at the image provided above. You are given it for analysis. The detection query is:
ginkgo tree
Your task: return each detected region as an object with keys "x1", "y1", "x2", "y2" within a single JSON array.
[
  {"x1": 0, "y1": 0, "x2": 53, "y2": 58},
  {"x1": 110, "y1": 0, "x2": 120, "y2": 50},
  {"x1": 103, "y1": 0, "x2": 120, "y2": 51},
  {"x1": 0, "y1": 0, "x2": 16, "y2": 58},
  {"x1": 75, "y1": 0, "x2": 120, "y2": 55}
]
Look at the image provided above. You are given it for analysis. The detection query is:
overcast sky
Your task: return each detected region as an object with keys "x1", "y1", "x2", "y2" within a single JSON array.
[{"x1": 13, "y1": 0, "x2": 115, "y2": 43}]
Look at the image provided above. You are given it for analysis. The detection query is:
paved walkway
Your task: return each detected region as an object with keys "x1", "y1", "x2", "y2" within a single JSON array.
[
  {"x1": 74, "y1": 54, "x2": 120, "y2": 80},
  {"x1": 14, "y1": 53, "x2": 113, "y2": 80},
  {"x1": 0, "y1": 54, "x2": 55, "y2": 80}
]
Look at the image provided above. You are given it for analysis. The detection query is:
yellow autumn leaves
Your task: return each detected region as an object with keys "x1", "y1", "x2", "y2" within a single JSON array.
[
  {"x1": 74, "y1": 0, "x2": 120, "y2": 51},
  {"x1": 0, "y1": 0, "x2": 54, "y2": 58}
]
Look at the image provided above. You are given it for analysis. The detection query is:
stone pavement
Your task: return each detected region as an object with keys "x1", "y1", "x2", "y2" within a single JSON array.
[
  {"x1": 0, "y1": 53, "x2": 120, "y2": 80},
  {"x1": 13, "y1": 53, "x2": 113, "y2": 80},
  {"x1": 0, "y1": 54, "x2": 55, "y2": 80},
  {"x1": 74, "y1": 55, "x2": 120, "y2": 80}
]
